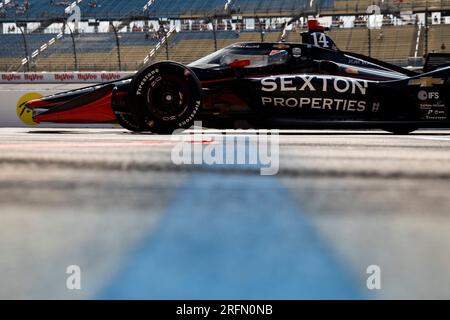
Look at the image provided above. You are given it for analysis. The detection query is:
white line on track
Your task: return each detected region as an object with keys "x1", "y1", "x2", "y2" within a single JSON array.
[{"x1": 406, "y1": 136, "x2": 450, "y2": 142}]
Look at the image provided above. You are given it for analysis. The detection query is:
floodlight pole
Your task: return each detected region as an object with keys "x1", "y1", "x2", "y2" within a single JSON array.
[
  {"x1": 16, "y1": 22, "x2": 30, "y2": 72},
  {"x1": 66, "y1": 23, "x2": 78, "y2": 71},
  {"x1": 110, "y1": 22, "x2": 122, "y2": 71},
  {"x1": 212, "y1": 18, "x2": 218, "y2": 51},
  {"x1": 424, "y1": 9, "x2": 429, "y2": 56},
  {"x1": 158, "y1": 22, "x2": 170, "y2": 60},
  {"x1": 165, "y1": 26, "x2": 169, "y2": 60},
  {"x1": 257, "y1": 17, "x2": 265, "y2": 42}
]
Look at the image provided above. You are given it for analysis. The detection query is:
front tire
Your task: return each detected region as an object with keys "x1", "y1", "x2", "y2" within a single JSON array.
[
  {"x1": 116, "y1": 113, "x2": 149, "y2": 132},
  {"x1": 130, "y1": 61, "x2": 202, "y2": 134}
]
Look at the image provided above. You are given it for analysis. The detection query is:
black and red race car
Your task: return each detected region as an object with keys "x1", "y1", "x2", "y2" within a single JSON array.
[{"x1": 18, "y1": 20, "x2": 450, "y2": 134}]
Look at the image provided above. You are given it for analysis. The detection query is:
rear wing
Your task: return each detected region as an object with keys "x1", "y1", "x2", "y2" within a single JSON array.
[{"x1": 424, "y1": 52, "x2": 450, "y2": 73}]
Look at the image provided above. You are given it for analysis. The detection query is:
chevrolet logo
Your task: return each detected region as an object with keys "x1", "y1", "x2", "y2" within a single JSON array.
[
  {"x1": 273, "y1": 43, "x2": 290, "y2": 49},
  {"x1": 408, "y1": 77, "x2": 444, "y2": 87}
]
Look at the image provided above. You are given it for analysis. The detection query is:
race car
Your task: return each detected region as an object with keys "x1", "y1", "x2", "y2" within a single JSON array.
[{"x1": 17, "y1": 20, "x2": 450, "y2": 134}]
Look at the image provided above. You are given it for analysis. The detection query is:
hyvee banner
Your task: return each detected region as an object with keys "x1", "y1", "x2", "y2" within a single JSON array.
[{"x1": 0, "y1": 72, "x2": 135, "y2": 83}]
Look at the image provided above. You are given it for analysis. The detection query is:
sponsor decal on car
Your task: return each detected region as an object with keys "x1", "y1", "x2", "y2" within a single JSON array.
[
  {"x1": 232, "y1": 44, "x2": 261, "y2": 49},
  {"x1": 16, "y1": 92, "x2": 43, "y2": 125},
  {"x1": 260, "y1": 75, "x2": 368, "y2": 95},
  {"x1": 257, "y1": 75, "x2": 378, "y2": 112},
  {"x1": 292, "y1": 47, "x2": 302, "y2": 58},
  {"x1": 273, "y1": 43, "x2": 290, "y2": 50},
  {"x1": 425, "y1": 108, "x2": 447, "y2": 120},
  {"x1": 347, "y1": 58, "x2": 370, "y2": 66},
  {"x1": 344, "y1": 68, "x2": 359, "y2": 75},
  {"x1": 417, "y1": 90, "x2": 439, "y2": 101},
  {"x1": 408, "y1": 77, "x2": 444, "y2": 87},
  {"x1": 260, "y1": 97, "x2": 368, "y2": 112}
]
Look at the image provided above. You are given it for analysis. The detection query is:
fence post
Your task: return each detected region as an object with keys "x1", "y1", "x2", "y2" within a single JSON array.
[
  {"x1": 110, "y1": 22, "x2": 122, "y2": 71},
  {"x1": 66, "y1": 23, "x2": 79, "y2": 71},
  {"x1": 17, "y1": 23, "x2": 30, "y2": 72}
]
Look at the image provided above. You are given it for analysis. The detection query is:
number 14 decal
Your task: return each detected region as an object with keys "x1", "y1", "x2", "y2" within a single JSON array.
[{"x1": 311, "y1": 33, "x2": 330, "y2": 48}]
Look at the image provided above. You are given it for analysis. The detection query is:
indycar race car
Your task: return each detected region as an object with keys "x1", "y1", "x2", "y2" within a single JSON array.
[{"x1": 17, "y1": 20, "x2": 450, "y2": 134}]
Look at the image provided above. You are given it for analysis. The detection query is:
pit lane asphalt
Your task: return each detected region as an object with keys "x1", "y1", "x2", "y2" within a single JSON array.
[{"x1": 0, "y1": 127, "x2": 450, "y2": 299}]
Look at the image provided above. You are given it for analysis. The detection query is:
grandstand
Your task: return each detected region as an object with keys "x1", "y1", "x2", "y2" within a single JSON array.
[
  {"x1": 429, "y1": 24, "x2": 450, "y2": 53},
  {"x1": 148, "y1": 0, "x2": 226, "y2": 19},
  {"x1": 324, "y1": 0, "x2": 450, "y2": 15},
  {"x1": 1, "y1": 0, "x2": 450, "y2": 22},
  {"x1": 146, "y1": 0, "x2": 333, "y2": 18},
  {"x1": 33, "y1": 32, "x2": 158, "y2": 71},
  {"x1": 230, "y1": 0, "x2": 332, "y2": 17},
  {"x1": 78, "y1": 0, "x2": 149, "y2": 20},
  {"x1": 326, "y1": 25, "x2": 417, "y2": 61},
  {"x1": 0, "y1": 0, "x2": 150, "y2": 21},
  {"x1": 0, "y1": 33, "x2": 55, "y2": 71},
  {"x1": 1, "y1": 0, "x2": 450, "y2": 72},
  {"x1": 0, "y1": 0, "x2": 67, "y2": 22},
  {"x1": 151, "y1": 30, "x2": 281, "y2": 64}
]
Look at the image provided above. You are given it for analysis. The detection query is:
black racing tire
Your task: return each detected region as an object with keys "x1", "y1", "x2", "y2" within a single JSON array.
[
  {"x1": 130, "y1": 61, "x2": 202, "y2": 134},
  {"x1": 382, "y1": 126, "x2": 418, "y2": 135},
  {"x1": 116, "y1": 113, "x2": 150, "y2": 132}
]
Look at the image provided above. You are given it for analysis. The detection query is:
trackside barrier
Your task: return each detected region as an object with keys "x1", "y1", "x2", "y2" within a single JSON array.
[{"x1": 0, "y1": 72, "x2": 135, "y2": 84}]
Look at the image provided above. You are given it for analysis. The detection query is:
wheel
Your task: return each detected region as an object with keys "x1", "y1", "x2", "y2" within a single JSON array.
[
  {"x1": 116, "y1": 113, "x2": 150, "y2": 132},
  {"x1": 130, "y1": 61, "x2": 202, "y2": 134},
  {"x1": 382, "y1": 126, "x2": 418, "y2": 134}
]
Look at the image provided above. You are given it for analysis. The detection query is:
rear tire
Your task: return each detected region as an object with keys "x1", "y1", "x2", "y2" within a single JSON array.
[{"x1": 130, "y1": 61, "x2": 202, "y2": 134}]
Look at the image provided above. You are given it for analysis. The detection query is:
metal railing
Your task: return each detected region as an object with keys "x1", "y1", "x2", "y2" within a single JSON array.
[
  {"x1": 2, "y1": 1, "x2": 450, "y2": 23},
  {"x1": 29, "y1": 62, "x2": 142, "y2": 72}
]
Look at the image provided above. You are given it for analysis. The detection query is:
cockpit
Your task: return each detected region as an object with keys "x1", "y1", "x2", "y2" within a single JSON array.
[{"x1": 188, "y1": 44, "x2": 290, "y2": 69}]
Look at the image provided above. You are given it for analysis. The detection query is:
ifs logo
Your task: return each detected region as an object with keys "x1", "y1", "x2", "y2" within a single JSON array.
[{"x1": 418, "y1": 90, "x2": 440, "y2": 101}]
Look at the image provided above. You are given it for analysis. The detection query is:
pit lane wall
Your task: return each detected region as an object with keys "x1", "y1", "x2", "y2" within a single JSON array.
[
  {"x1": 0, "y1": 72, "x2": 134, "y2": 127},
  {"x1": 0, "y1": 71, "x2": 134, "y2": 84}
]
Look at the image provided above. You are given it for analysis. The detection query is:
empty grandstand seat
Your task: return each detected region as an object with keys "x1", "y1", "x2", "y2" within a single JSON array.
[
  {"x1": 428, "y1": 24, "x2": 450, "y2": 53},
  {"x1": 34, "y1": 32, "x2": 158, "y2": 71},
  {"x1": 0, "y1": 33, "x2": 55, "y2": 71},
  {"x1": 0, "y1": 0, "x2": 67, "y2": 21},
  {"x1": 149, "y1": 0, "x2": 225, "y2": 19},
  {"x1": 150, "y1": 30, "x2": 280, "y2": 65},
  {"x1": 78, "y1": 0, "x2": 149, "y2": 20}
]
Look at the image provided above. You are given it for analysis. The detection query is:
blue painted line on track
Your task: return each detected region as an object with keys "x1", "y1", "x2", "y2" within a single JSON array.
[{"x1": 98, "y1": 173, "x2": 362, "y2": 299}]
